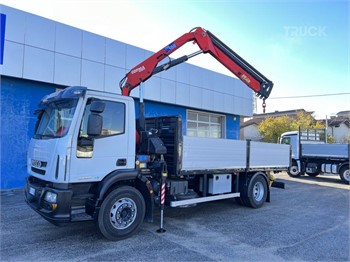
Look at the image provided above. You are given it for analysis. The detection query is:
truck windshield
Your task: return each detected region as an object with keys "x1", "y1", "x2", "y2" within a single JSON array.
[{"x1": 34, "y1": 99, "x2": 78, "y2": 139}]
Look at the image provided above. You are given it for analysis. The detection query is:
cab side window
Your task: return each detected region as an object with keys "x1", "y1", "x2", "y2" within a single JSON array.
[
  {"x1": 100, "y1": 101, "x2": 125, "y2": 136},
  {"x1": 281, "y1": 137, "x2": 291, "y2": 145},
  {"x1": 77, "y1": 98, "x2": 125, "y2": 158}
]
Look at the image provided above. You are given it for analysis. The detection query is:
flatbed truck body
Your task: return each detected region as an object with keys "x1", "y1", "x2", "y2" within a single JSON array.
[{"x1": 281, "y1": 129, "x2": 349, "y2": 183}]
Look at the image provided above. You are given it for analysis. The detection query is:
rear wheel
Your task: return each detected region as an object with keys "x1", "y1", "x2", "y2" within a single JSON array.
[
  {"x1": 98, "y1": 186, "x2": 145, "y2": 241},
  {"x1": 288, "y1": 161, "x2": 300, "y2": 177},
  {"x1": 339, "y1": 165, "x2": 350, "y2": 184},
  {"x1": 239, "y1": 173, "x2": 268, "y2": 208}
]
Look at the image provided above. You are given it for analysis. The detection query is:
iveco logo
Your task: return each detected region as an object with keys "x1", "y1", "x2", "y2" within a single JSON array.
[{"x1": 31, "y1": 159, "x2": 42, "y2": 168}]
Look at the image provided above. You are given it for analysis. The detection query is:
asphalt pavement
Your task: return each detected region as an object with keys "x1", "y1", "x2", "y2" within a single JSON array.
[{"x1": 1, "y1": 172, "x2": 349, "y2": 261}]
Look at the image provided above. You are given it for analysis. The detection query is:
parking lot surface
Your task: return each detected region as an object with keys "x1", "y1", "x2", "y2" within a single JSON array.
[{"x1": 1, "y1": 172, "x2": 349, "y2": 261}]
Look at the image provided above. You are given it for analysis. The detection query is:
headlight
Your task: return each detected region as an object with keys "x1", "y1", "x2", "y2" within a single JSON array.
[{"x1": 44, "y1": 192, "x2": 57, "y2": 203}]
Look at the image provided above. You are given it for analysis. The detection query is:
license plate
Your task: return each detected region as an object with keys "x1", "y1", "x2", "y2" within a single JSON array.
[{"x1": 29, "y1": 187, "x2": 36, "y2": 196}]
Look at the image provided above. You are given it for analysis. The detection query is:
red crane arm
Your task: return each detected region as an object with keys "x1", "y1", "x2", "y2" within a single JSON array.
[{"x1": 120, "y1": 27, "x2": 273, "y2": 99}]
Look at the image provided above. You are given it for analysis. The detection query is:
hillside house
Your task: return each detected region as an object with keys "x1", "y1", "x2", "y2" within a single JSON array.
[{"x1": 327, "y1": 111, "x2": 350, "y2": 143}]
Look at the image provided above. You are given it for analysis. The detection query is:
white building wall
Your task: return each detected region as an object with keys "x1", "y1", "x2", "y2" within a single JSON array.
[
  {"x1": 328, "y1": 124, "x2": 350, "y2": 143},
  {"x1": 0, "y1": 5, "x2": 253, "y2": 117}
]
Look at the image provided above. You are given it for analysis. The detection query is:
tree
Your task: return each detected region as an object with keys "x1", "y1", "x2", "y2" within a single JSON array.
[
  {"x1": 290, "y1": 111, "x2": 324, "y2": 130},
  {"x1": 327, "y1": 135, "x2": 335, "y2": 144},
  {"x1": 258, "y1": 116, "x2": 292, "y2": 143},
  {"x1": 258, "y1": 112, "x2": 325, "y2": 143}
]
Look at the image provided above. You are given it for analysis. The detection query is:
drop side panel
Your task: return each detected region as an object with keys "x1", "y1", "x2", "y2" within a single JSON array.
[
  {"x1": 249, "y1": 142, "x2": 290, "y2": 168},
  {"x1": 181, "y1": 136, "x2": 247, "y2": 171}
]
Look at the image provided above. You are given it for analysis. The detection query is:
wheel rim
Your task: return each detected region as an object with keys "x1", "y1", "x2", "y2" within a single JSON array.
[
  {"x1": 289, "y1": 165, "x2": 299, "y2": 176},
  {"x1": 343, "y1": 169, "x2": 350, "y2": 181},
  {"x1": 110, "y1": 198, "x2": 137, "y2": 230},
  {"x1": 253, "y1": 181, "x2": 265, "y2": 202}
]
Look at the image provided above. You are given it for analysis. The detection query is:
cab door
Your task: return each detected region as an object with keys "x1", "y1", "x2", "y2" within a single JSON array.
[
  {"x1": 281, "y1": 135, "x2": 299, "y2": 160},
  {"x1": 69, "y1": 96, "x2": 135, "y2": 183}
]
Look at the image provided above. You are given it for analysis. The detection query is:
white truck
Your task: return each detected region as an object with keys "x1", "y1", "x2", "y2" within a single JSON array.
[
  {"x1": 280, "y1": 128, "x2": 350, "y2": 183},
  {"x1": 24, "y1": 27, "x2": 290, "y2": 240}
]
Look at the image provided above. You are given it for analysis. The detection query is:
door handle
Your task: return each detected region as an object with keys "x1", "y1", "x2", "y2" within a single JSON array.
[{"x1": 116, "y1": 159, "x2": 127, "y2": 166}]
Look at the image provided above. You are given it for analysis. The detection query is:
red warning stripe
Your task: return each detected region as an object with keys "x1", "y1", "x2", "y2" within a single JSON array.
[{"x1": 160, "y1": 183, "x2": 165, "y2": 205}]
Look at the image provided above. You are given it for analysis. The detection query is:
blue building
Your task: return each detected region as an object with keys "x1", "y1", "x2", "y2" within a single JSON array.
[{"x1": 0, "y1": 5, "x2": 254, "y2": 189}]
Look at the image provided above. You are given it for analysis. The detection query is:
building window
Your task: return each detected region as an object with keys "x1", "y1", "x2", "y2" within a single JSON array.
[{"x1": 187, "y1": 110, "x2": 225, "y2": 138}]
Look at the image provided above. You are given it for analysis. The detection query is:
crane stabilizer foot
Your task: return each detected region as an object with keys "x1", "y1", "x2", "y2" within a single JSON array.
[
  {"x1": 157, "y1": 228, "x2": 166, "y2": 233},
  {"x1": 271, "y1": 181, "x2": 285, "y2": 189}
]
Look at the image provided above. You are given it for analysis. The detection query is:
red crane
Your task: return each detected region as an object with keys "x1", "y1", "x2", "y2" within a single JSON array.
[{"x1": 120, "y1": 27, "x2": 273, "y2": 101}]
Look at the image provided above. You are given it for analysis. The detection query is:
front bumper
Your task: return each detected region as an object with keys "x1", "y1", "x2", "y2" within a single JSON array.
[{"x1": 24, "y1": 176, "x2": 73, "y2": 225}]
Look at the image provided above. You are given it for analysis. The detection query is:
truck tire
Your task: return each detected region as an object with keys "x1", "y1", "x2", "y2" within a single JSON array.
[
  {"x1": 287, "y1": 161, "x2": 300, "y2": 177},
  {"x1": 98, "y1": 186, "x2": 145, "y2": 241},
  {"x1": 339, "y1": 165, "x2": 350, "y2": 184},
  {"x1": 239, "y1": 174, "x2": 268, "y2": 209}
]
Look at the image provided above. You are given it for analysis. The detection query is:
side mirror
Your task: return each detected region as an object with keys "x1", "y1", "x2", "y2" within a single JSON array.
[
  {"x1": 90, "y1": 100, "x2": 105, "y2": 114},
  {"x1": 87, "y1": 101, "x2": 105, "y2": 136},
  {"x1": 87, "y1": 114, "x2": 103, "y2": 136}
]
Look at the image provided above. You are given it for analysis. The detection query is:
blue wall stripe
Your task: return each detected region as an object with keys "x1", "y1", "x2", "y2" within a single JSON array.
[
  {"x1": 226, "y1": 115, "x2": 240, "y2": 140},
  {"x1": 1, "y1": 77, "x2": 56, "y2": 189},
  {"x1": 0, "y1": 13, "x2": 6, "y2": 64}
]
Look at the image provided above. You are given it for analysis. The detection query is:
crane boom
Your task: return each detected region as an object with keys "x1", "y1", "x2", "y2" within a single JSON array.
[{"x1": 120, "y1": 27, "x2": 273, "y2": 99}]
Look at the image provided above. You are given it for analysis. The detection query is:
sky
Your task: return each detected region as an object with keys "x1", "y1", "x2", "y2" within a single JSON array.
[{"x1": 1, "y1": 0, "x2": 349, "y2": 119}]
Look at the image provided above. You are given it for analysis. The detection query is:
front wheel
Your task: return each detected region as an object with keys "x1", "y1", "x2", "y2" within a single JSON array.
[
  {"x1": 339, "y1": 165, "x2": 350, "y2": 184},
  {"x1": 98, "y1": 186, "x2": 145, "y2": 241},
  {"x1": 288, "y1": 161, "x2": 300, "y2": 177}
]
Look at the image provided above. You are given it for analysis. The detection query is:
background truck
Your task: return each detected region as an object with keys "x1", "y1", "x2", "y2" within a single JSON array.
[
  {"x1": 25, "y1": 27, "x2": 290, "y2": 241},
  {"x1": 280, "y1": 128, "x2": 350, "y2": 183}
]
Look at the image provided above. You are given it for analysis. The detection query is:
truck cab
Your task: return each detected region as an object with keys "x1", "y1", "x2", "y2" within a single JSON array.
[
  {"x1": 280, "y1": 131, "x2": 299, "y2": 160},
  {"x1": 27, "y1": 86, "x2": 136, "y2": 184},
  {"x1": 26, "y1": 87, "x2": 139, "y2": 224}
]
